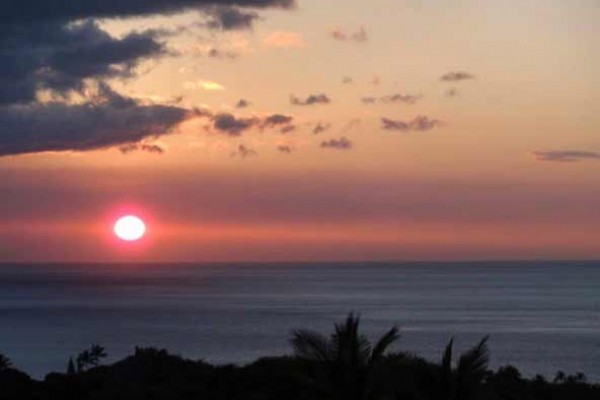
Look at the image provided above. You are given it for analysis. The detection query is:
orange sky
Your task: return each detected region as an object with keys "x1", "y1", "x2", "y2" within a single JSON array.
[{"x1": 0, "y1": 0, "x2": 598, "y2": 262}]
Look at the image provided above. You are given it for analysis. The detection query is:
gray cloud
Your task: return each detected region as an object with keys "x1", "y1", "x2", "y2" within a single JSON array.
[
  {"x1": 0, "y1": 20, "x2": 166, "y2": 106},
  {"x1": 0, "y1": 84, "x2": 189, "y2": 156},
  {"x1": 262, "y1": 113, "x2": 293, "y2": 126},
  {"x1": 342, "y1": 76, "x2": 353, "y2": 84},
  {"x1": 0, "y1": 0, "x2": 295, "y2": 157},
  {"x1": 321, "y1": 136, "x2": 353, "y2": 150},
  {"x1": 330, "y1": 27, "x2": 368, "y2": 42},
  {"x1": 381, "y1": 116, "x2": 440, "y2": 132},
  {"x1": 205, "y1": 6, "x2": 259, "y2": 30},
  {"x1": 277, "y1": 145, "x2": 293, "y2": 153},
  {"x1": 531, "y1": 150, "x2": 600, "y2": 163},
  {"x1": 440, "y1": 71, "x2": 475, "y2": 82},
  {"x1": 212, "y1": 113, "x2": 258, "y2": 136},
  {"x1": 290, "y1": 93, "x2": 331, "y2": 106},
  {"x1": 210, "y1": 112, "x2": 294, "y2": 136}
]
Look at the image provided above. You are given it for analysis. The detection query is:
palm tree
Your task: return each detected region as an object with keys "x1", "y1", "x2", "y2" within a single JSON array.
[
  {"x1": 290, "y1": 313, "x2": 400, "y2": 400},
  {"x1": 423, "y1": 336, "x2": 490, "y2": 400}
]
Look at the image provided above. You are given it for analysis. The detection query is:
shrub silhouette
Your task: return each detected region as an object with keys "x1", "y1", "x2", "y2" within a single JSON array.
[
  {"x1": 75, "y1": 344, "x2": 107, "y2": 373},
  {"x1": 0, "y1": 353, "x2": 12, "y2": 371}
]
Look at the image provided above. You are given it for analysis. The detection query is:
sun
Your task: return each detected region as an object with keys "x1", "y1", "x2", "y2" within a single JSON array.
[{"x1": 114, "y1": 215, "x2": 146, "y2": 241}]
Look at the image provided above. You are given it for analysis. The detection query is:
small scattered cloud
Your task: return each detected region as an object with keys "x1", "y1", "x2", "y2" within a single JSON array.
[
  {"x1": 370, "y1": 75, "x2": 381, "y2": 86},
  {"x1": 381, "y1": 116, "x2": 441, "y2": 132},
  {"x1": 184, "y1": 80, "x2": 225, "y2": 91},
  {"x1": 263, "y1": 31, "x2": 306, "y2": 48},
  {"x1": 313, "y1": 122, "x2": 331, "y2": 135},
  {"x1": 209, "y1": 112, "x2": 295, "y2": 136},
  {"x1": 290, "y1": 93, "x2": 331, "y2": 106},
  {"x1": 330, "y1": 26, "x2": 368, "y2": 42},
  {"x1": 440, "y1": 71, "x2": 475, "y2": 82},
  {"x1": 235, "y1": 99, "x2": 251, "y2": 108},
  {"x1": 531, "y1": 150, "x2": 600, "y2": 163},
  {"x1": 262, "y1": 114, "x2": 294, "y2": 127},
  {"x1": 212, "y1": 113, "x2": 257, "y2": 136},
  {"x1": 119, "y1": 143, "x2": 165, "y2": 155},
  {"x1": 321, "y1": 136, "x2": 353, "y2": 150},
  {"x1": 207, "y1": 48, "x2": 238, "y2": 60},
  {"x1": 342, "y1": 76, "x2": 354, "y2": 84},
  {"x1": 277, "y1": 145, "x2": 293, "y2": 153}
]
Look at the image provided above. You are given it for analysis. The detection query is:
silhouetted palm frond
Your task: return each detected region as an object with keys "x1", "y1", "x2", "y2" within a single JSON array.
[
  {"x1": 457, "y1": 336, "x2": 489, "y2": 378},
  {"x1": 371, "y1": 326, "x2": 400, "y2": 365},
  {"x1": 291, "y1": 329, "x2": 332, "y2": 363}
]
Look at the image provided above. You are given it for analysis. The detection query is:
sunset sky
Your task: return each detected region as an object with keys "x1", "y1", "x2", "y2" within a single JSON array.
[{"x1": 1, "y1": 0, "x2": 598, "y2": 262}]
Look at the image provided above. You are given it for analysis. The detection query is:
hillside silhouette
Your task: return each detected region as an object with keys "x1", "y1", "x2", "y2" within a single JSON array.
[{"x1": 0, "y1": 314, "x2": 597, "y2": 400}]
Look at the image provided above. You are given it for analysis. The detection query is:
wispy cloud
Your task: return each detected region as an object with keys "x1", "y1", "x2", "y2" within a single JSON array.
[
  {"x1": 330, "y1": 26, "x2": 368, "y2": 42},
  {"x1": 440, "y1": 71, "x2": 475, "y2": 82},
  {"x1": 381, "y1": 116, "x2": 441, "y2": 132},
  {"x1": 362, "y1": 93, "x2": 422, "y2": 105},
  {"x1": 290, "y1": 94, "x2": 331, "y2": 106},
  {"x1": 263, "y1": 31, "x2": 306, "y2": 48},
  {"x1": 531, "y1": 150, "x2": 600, "y2": 163},
  {"x1": 184, "y1": 80, "x2": 225, "y2": 91}
]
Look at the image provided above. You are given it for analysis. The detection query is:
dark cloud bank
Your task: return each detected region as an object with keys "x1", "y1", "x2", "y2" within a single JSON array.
[{"x1": 0, "y1": 0, "x2": 295, "y2": 157}]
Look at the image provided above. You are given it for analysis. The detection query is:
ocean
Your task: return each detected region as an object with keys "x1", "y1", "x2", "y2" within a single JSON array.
[{"x1": 0, "y1": 261, "x2": 598, "y2": 381}]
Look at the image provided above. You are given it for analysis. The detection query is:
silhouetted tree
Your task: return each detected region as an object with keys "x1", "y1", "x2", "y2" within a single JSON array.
[
  {"x1": 422, "y1": 336, "x2": 490, "y2": 400},
  {"x1": 290, "y1": 313, "x2": 400, "y2": 400},
  {"x1": 0, "y1": 353, "x2": 12, "y2": 371},
  {"x1": 66, "y1": 357, "x2": 76, "y2": 375},
  {"x1": 75, "y1": 344, "x2": 107, "y2": 372}
]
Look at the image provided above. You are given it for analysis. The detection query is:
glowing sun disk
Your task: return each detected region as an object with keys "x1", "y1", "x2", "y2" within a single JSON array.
[{"x1": 114, "y1": 215, "x2": 146, "y2": 241}]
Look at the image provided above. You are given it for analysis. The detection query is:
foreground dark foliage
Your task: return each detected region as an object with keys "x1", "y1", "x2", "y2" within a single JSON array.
[{"x1": 0, "y1": 316, "x2": 598, "y2": 400}]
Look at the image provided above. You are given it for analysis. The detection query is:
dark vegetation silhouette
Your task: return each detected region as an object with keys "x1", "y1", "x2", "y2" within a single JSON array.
[
  {"x1": 291, "y1": 313, "x2": 399, "y2": 400},
  {"x1": 0, "y1": 314, "x2": 598, "y2": 400}
]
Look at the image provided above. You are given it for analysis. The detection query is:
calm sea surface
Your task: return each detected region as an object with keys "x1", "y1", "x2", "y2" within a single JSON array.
[{"x1": 0, "y1": 261, "x2": 598, "y2": 381}]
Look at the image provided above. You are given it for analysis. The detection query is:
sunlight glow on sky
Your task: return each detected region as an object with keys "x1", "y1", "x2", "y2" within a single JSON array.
[{"x1": 0, "y1": 0, "x2": 598, "y2": 261}]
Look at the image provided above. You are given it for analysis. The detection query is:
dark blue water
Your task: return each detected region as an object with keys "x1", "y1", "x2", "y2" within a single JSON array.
[{"x1": 0, "y1": 261, "x2": 598, "y2": 381}]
